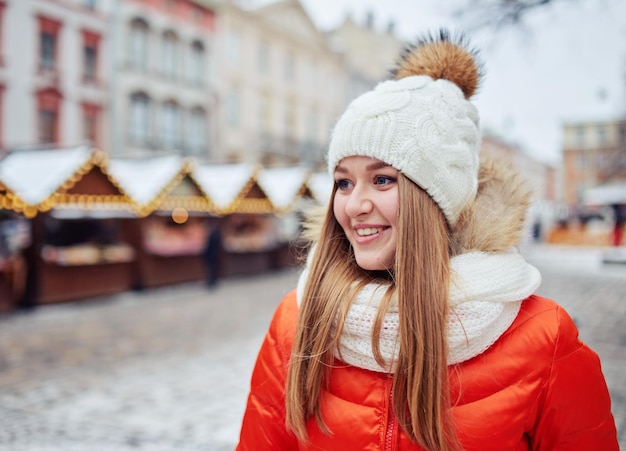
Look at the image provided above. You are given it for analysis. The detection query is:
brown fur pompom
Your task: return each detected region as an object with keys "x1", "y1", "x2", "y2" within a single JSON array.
[{"x1": 391, "y1": 29, "x2": 482, "y2": 99}]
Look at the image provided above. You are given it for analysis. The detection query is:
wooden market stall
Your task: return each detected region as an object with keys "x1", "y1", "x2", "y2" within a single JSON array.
[
  {"x1": 109, "y1": 156, "x2": 217, "y2": 289},
  {"x1": 0, "y1": 145, "x2": 138, "y2": 306}
]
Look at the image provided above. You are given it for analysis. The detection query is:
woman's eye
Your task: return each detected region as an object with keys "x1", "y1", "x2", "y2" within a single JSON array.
[
  {"x1": 374, "y1": 175, "x2": 395, "y2": 186},
  {"x1": 335, "y1": 179, "x2": 352, "y2": 190}
]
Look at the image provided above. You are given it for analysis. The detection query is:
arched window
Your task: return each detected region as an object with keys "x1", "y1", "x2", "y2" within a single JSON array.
[
  {"x1": 36, "y1": 88, "x2": 63, "y2": 144},
  {"x1": 189, "y1": 40, "x2": 205, "y2": 85},
  {"x1": 129, "y1": 18, "x2": 149, "y2": 70},
  {"x1": 161, "y1": 30, "x2": 178, "y2": 79},
  {"x1": 161, "y1": 100, "x2": 180, "y2": 149},
  {"x1": 188, "y1": 106, "x2": 207, "y2": 155},
  {"x1": 129, "y1": 92, "x2": 151, "y2": 146}
]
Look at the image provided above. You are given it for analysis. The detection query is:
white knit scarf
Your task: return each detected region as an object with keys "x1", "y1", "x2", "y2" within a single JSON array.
[{"x1": 296, "y1": 249, "x2": 541, "y2": 373}]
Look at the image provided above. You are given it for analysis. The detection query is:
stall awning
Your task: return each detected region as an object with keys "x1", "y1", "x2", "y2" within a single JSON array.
[
  {"x1": 193, "y1": 163, "x2": 257, "y2": 214},
  {"x1": 108, "y1": 155, "x2": 192, "y2": 216},
  {"x1": 0, "y1": 145, "x2": 134, "y2": 217},
  {"x1": 257, "y1": 166, "x2": 310, "y2": 212},
  {"x1": 307, "y1": 172, "x2": 333, "y2": 206},
  {"x1": 584, "y1": 183, "x2": 626, "y2": 206}
]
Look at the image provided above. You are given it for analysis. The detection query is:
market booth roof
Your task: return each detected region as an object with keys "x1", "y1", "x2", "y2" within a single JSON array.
[
  {"x1": 193, "y1": 163, "x2": 260, "y2": 214},
  {"x1": 0, "y1": 145, "x2": 134, "y2": 218},
  {"x1": 256, "y1": 166, "x2": 310, "y2": 212},
  {"x1": 306, "y1": 172, "x2": 333, "y2": 206},
  {"x1": 107, "y1": 155, "x2": 211, "y2": 216}
]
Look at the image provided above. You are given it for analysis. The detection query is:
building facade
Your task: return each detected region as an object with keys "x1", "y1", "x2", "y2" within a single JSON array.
[
  {"x1": 212, "y1": 0, "x2": 346, "y2": 167},
  {"x1": 0, "y1": 0, "x2": 109, "y2": 150},
  {"x1": 327, "y1": 11, "x2": 405, "y2": 103},
  {"x1": 562, "y1": 117, "x2": 626, "y2": 204},
  {"x1": 109, "y1": 0, "x2": 217, "y2": 159},
  {"x1": 0, "y1": 0, "x2": 410, "y2": 168}
]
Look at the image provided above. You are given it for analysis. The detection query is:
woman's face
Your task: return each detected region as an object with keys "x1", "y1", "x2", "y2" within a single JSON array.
[{"x1": 333, "y1": 156, "x2": 399, "y2": 271}]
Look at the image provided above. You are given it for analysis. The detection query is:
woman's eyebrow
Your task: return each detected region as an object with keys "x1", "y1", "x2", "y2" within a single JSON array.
[{"x1": 366, "y1": 161, "x2": 391, "y2": 171}]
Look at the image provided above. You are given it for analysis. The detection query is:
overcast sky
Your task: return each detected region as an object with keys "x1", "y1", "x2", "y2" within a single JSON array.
[{"x1": 293, "y1": 0, "x2": 626, "y2": 165}]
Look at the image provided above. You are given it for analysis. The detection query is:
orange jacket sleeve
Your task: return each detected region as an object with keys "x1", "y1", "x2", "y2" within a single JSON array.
[
  {"x1": 530, "y1": 305, "x2": 618, "y2": 450},
  {"x1": 237, "y1": 292, "x2": 299, "y2": 450}
]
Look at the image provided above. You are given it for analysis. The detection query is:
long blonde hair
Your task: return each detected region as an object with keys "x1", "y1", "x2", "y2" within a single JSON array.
[{"x1": 286, "y1": 174, "x2": 459, "y2": 450}]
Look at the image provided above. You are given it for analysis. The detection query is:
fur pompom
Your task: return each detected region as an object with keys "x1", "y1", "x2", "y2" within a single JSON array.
[{"x1": 391, "y1": 29, "x2": 482, "y2": 99}]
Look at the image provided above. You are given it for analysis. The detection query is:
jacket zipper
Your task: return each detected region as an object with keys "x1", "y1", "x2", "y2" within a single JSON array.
[{"x1": 384, "y1": 384, "x2": 396, "y2": 451}]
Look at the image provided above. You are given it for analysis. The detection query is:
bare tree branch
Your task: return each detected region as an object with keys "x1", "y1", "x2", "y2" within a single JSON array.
[{"x1": 454, "y1": 0, "x2": 579, "y2": 32}]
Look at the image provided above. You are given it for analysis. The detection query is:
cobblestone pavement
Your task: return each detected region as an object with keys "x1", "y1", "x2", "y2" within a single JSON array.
[{"x1": 0, "y1": 245, "x2": 624, "y2": 450}]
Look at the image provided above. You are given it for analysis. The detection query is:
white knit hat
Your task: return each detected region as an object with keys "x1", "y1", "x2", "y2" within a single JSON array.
[{"x1": 327, "y1": 32, "x2": 482, "y2": 226}]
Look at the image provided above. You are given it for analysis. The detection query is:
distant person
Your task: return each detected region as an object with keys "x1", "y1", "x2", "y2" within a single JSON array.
[
  {"x1": 611, "y1": 203, "x2": 625, "y2": 247},
  {"x1": 202, "y1": 222, "x2": 222, "y2": 289},
  {"x1": 237, "y1": 31, "x2": 618, "y2": 449}
]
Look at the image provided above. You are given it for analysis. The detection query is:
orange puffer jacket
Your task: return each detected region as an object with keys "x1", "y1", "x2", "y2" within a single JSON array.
[{"x1": 237, "y1": 290, "x2": 618, "y2": 450}]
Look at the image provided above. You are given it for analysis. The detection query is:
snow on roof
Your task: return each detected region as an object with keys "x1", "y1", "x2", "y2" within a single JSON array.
[
  {"x1": 307, "y1": 172, "x2": 333, "y2": 205},
  {"x1": 0, "y1": 145, "x2": 93, "y2": 205},
  {"x1": 193, "y1": 163, "x2": 256, "y2": 208},
  {"x1": 108, "y1": 155, "x2": 185, "y2": 206},
  {"x1": 256, "y1": 166, "x2": 309, "y2": 209}
]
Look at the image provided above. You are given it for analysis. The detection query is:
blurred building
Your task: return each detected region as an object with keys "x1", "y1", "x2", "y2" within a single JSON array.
[
  {"x1": 481, "y1": 132, "x2": 556, "y2": 203},
  {"x1": 108, "y1": 0, "x2": 218, "y2": 160},
  {"x1": 562, "y1": 117, "x2": 626, "y2": 204},
  {"x1": 0, "y1": 0, "x2": 109, "y2": 150},
  {"x1": 0, "y1": 0, "x2": 409, "y2": 168},
  {"x1": 211, "y1": 0, "x2": 346, "y2": 167},
  {"x1": 326, "y1": 10, "x2": 406, "y2": 103}
]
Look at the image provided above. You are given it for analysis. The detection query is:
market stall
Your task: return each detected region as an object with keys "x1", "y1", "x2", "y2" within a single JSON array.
[
  {"x1": 0, "y1": 145, "x2": 138, "y2": 305},
  {"x1": 109, "y1": 156, "x2": 217, "y2": 288}
]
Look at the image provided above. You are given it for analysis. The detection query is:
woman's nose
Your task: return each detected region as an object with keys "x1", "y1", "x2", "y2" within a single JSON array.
[{"x1": 345, "y1": 185, "x2": 373, "y2": 217}]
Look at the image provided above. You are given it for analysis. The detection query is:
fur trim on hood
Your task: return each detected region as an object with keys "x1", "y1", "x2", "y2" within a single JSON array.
[{"x1": 450, "y1": 157, "x2": 532, "y2": 255}]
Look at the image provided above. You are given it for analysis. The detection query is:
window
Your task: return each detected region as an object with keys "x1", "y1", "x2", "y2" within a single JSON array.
[
  {"x1": 575, "y1": 127, "x2": 586, "y2": 148},
  {"x1": 284, "y1": 50, "x2": 295, "y2": 81},
  {"x1": 83, "y1": 0, "x2": 97, "y2": 9},
  {"x1": 227, "y1": 89, "x2": 240, "y2": 127},
  {"x1": 226, "y1": 29, "x2": 241, "y2": 65},
  {"x1": 129, "y1": 18, "x2": 149, "y2": 70},
  {"x1": 258, "y1": 40, "x2": 269, "y2": 74},
  {"x1": 82, "y1": 30, "x2": 100, "y2": 83},
  {"x1": 129, "y1": 92, "x2": 150, "y2": 146},
  {"x1": 189, "y1": 40, "x2": 205, "y2": 85},
  {"x1": 188, "y1": 107, "x2": 207, "y2": 155},
  {"x1": 37, "y1": 16, "x2": 62, "y2": 72},
  {"x1": 161, "y1": 101, "x2": 180, "y2": 149},
  {"x1": 161, "y1": 31, "x2": 178, "y2": 79},
  {"x1": 258, "y1": 92, "x2": 272, "y2": 133},
  {"x1": 597, "y1": 126, "x2": 607, "y2": 145},
  {"x1": 285, "y1": 99, "x2": 296, "y2": 139},
  {"x1": 82, "y1": 103, "x2": 101, "y2": 144},
  {"x1": 36, "y1": 88, "x2": 62, "y2": 144}
]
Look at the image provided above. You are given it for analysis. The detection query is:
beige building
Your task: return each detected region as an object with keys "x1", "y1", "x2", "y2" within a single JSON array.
[
  {"x1": 562, "y1": 117, "x2": 626, "y2": 205},
  {"x1": 327, "y1": 11, "x2": 406, "y2": 102},
  {"x1": 212, "y1": 0, "x2": 346, "y2": 166}
]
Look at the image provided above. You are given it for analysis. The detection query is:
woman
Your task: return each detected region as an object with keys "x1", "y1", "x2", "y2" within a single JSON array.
[{"x1": 237, "y1": 31, "x2": 618, "y2": 450}]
